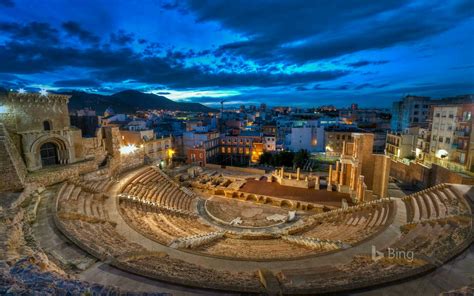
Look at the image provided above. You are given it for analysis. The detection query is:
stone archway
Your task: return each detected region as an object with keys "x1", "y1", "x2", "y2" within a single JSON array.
[
  {"x1": 246, "y1": 194, "x2": 258, "y2": 202},
  {"x1": 280, "y1": 200, "x2": 292, "y2": 209},
  {"x1": 29, "y1": 134, "x2": 72, "y2": 170}
]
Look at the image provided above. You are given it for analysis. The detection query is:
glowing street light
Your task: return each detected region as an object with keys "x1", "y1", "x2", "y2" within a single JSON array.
[{"x1": 120, "y1": 144, "x2": 138, "y2": 155}]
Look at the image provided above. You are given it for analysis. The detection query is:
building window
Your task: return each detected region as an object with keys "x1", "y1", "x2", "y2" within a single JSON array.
[
  {"x1": 43, "y1": 120, "x2": 51, "y2": 131},
  {"x1": 445, "y1": 137, "x2": 451, "y2": 144},
  {"x1": 439, "y1": 136, "x2": 443, "y2": 142}
]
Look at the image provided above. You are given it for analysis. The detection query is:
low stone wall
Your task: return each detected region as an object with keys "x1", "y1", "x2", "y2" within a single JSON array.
[
  {"x1": 390, "y1": 160, "x2": 474, "y2": 188},
  {"x1": 430, "y1": 164, "x2": 474, "y2": 185},
  {"x1": 390, "y1": 160, "x2": 430, "y2": 188},
  {"x1": 0, "y1": 123, "x2": 27, "y2": 192},
  {"x1": 205, "y1": 164, "x2": 265, "y2": 175},
  {"x1": 26, "y1": 160, "x2": 98, "y2": 187},
  {"x1": 273, "y1": 175, "x2": 315, "y2": 188}
]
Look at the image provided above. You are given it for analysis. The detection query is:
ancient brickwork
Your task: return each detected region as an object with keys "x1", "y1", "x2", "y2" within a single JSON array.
[
  {"x1": 0, "y1": 123, "x2": 27, "y2": 191},
  {"x1": 330, "y1": 133, "x2": 391, "y2": 202}
]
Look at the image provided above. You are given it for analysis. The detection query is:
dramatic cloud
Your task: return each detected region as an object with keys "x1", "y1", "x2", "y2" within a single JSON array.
[
  {"x1": 53, "y1": 79, "x2": 102, "y2": 87},
  {"x1": 0, "y1": 21, "x2": 59, "y2": 43},
  {"x1": 62, "y1": 21, "x2": 99, "y2": 44},
  {"x1": 348, "y1": 60, "x2": 389, "y2": 68},
  {"x1": 0, "y1": 0, "x2": 472, "y2": 107},
  {"x1": 184, "y1": 0, "x2": 474, "y2": 63},
  {"x1": 0, "y1": 0, "x2": 14, "y2": 7},
  {"x1": 110, "y1": 30, "x2": 135, "y2": 45}
]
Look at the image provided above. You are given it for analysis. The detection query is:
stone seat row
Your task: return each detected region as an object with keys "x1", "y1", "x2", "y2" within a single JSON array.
[
  {"x1": 121, "y1": 167, "x2": 195, "y2": 211},
  {"x1": 58, "y1": 183, "x2": 110, "y2": 220},
  {"x1": 299, "y1": 202, "x2": 391, "y2": 244},
  {"x1": 402, "y1": 185, "x2": 468, "y2": 223},
  {"x1": 195, "y1": 236, "x2": 316, "y2": 260},
  {"x1": 119, "y1": 205, "x2": 217, "y2": 246},
  {"x1": 70, "y1": 178, "x2": 114, "y2": 193}
]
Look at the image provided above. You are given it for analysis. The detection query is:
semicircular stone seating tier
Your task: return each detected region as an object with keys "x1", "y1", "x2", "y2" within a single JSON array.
[{"x1": 53, "y1": 166, "x2": 473, "y2": 294}]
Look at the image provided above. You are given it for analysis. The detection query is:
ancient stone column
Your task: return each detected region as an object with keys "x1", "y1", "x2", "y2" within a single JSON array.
[
  {"x1": 350, "y1": 166, "x2": 356, "y2": 190},
  {"x1": 315, "y1": 176, "x2": 320, "y2": 190},
  {"x1": 327, "y1": 165, "x2": 332, "y2": 191},
  {"x1": 358, "y1": 175, "x2": 365, "y2": 202},
  {"x1": 342, "y1": 141, "x2": 346, "y2": 156},
  {"x1": 297, "y1": 167, "x2": 300, "y2": 180},
  {"x1": 339, "y1": 163, "x2": 344, "y2": 185}
]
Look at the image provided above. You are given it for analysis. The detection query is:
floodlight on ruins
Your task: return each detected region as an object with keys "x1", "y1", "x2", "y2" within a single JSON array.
[{"x1": 119, "y1": 144, "x2": 138, "y2": 155}]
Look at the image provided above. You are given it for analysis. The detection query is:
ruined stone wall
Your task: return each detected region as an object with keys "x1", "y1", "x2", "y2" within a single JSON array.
[
  {"x1": 81, "y1": 135, "x2": 107, "y2": 163},
  {"x1": 430, "y1": 164, "x2": 474, "y2": 186},
  {"x1": 26, "y1": 159, "x2": 98, "y2": 186},
  {"x1": 371, "y1": 154, "x2": 390, "y2": 197},
  {"x1": 3, "y1": 93, "x2": 71, "y2": 133},
  {"x1": 109, "y1": 151, "x2": 145, "y2": 176},
  {"x1": 389, "y1": 160, "x2": 474, "y2": 188},
  {"x1": 0, "y1": 123, "x2": 27, "y2": 192},
  {"x1": 205, "y1": 163, "x2": 265, "y2": 175},
  {"x1": 389, "y1": 160, "x2": 430, "y2": 188},
  {"x1": 103, "y1": 126, "x2": 121, "y2": 157},
  {"x1": 357, "y1": 134, "x2": 375, "y2": 190}
]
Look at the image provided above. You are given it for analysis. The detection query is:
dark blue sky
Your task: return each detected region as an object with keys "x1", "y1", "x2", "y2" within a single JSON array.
[{"x1": 0, "y1": 0, "x2": 473, "y2": 107}]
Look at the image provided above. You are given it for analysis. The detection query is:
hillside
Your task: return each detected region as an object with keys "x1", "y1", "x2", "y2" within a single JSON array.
[{"x1": 64, "y1": 90, "x2": 215, "y2": 113}]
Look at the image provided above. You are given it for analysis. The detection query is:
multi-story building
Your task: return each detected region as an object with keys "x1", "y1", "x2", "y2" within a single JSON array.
[
  {"x1": 288, "y1": 125, "x2": 325, "y2": 152},
  {"x1": 428, "y1": 104, "x2": 473, "y2": 172},
  {"x1": 187, "y1": 136, "x2": 220, "y2": 167},
  {"x1": 182, "y1": 130, "x2": 219, "y2": 156},
  {"x1": 120, "y1": 129, "x2": 172, "y2": 165},
  {"x1": 391, "y1": 94, "x2": 473, "y2": 132},
  {"x1": 324, "y1": 126, "x2": 366, "y2": 156},
  {"x1": 69, "y1": 108, "x2": 98, "y2": 138},
  {"x1": 391, "y1": 95, "x2": 432, "y2": 131},
  {"x1": 218, "y1": 132, "x2": 262, "y2": 165},
  {"x1": 384, "y1": 127, "x2": 419, "y2": 160},
  {"x1": 415, "y1": 128, "x2": 431, "y2": 162}
]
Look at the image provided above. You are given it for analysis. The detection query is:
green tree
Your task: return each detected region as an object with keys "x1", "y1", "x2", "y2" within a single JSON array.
[
  {"x1": 259, "y1": 151, "x2": 273, "y2": 165},
  {"x1": 294, "y1": 149, "x2": 309, "y2": 168},
  {"x1": 279, "y1": 151, "x2": 295, "y2": 167}
]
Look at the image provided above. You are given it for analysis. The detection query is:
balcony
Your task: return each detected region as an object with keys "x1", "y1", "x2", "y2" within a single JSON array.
[
  {"x1": 452, "y1": 143, "x2": 467, "y2": 151},
  {"x1": 454, "y1": 130, "x2": 470, "y2": 137}
]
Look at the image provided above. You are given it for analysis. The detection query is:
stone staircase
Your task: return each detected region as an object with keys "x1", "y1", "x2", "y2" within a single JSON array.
[{"x1": 169, "y1": 231, "x2": 226, "y2": 249}]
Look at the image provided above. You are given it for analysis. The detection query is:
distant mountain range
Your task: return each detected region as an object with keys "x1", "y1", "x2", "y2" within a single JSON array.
[
  {"x1": 64, "y1": 90, "x2": 216, "y2": 114},
  {"x1": 0, "y1": 87, "x2": 215, "y2": 113}
]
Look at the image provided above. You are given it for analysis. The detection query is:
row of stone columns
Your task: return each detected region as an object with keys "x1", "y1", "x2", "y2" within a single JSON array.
[{"x1": 275, "y1": 167, "x2": 323, "y2": 190}]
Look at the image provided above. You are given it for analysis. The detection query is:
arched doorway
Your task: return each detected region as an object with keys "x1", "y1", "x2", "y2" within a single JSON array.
[{"x1": 40, "y1": 142, "x2": 59, "y2": 167}]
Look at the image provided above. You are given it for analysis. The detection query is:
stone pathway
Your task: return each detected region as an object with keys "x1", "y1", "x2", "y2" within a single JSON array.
[
  {"x1": 32, "y1": 185, "x2": 96, "y2": 270},
  {"x1": 354, "y1": 244, "x2": 474, "y2": 296}
]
